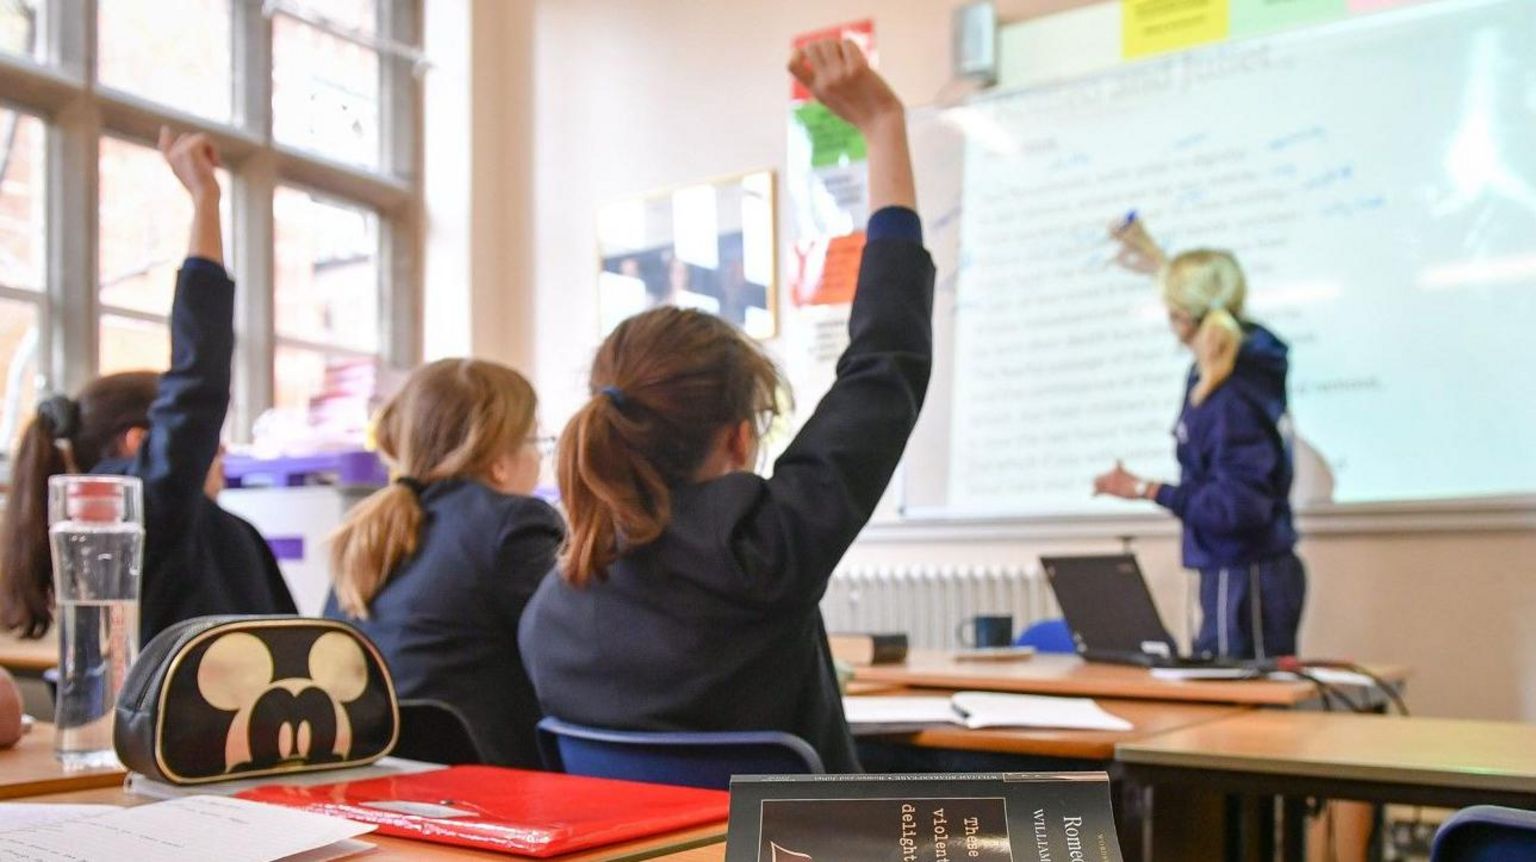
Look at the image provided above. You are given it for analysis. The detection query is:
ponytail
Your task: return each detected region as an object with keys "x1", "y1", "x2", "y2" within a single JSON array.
[
  {"x1": 1160, "y1": 249, "x2": 1248, "y2": 406},
  {"x1": 329, "y1": 482, "x2": 423, "y2": 619},
  {"x1": 1189, "y1": 308, "x2": 1242, "y2": 406},
  {"x1": 557, "y1": 308, "x2": 783, "y2": 588},
  {"x1": 0, "y1": 414, "x2": 71, "y2": 638},
  {"x1": 557, "y1": 396, "x2": 673, "y2": 588},
  {"x1": 328, "y1": 359, "x2": 538, "y2": 618}
]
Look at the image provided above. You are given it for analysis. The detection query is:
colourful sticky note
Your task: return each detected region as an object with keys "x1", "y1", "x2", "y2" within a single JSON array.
[
  {"x1": 792, "y1": 101, "x2": 867, "y2": 169},
  {"x1": 1123, "y1": 0, "x2": 1229, "y2": 58},
  {"x1": 1231, "y1": 0, "x2": 1346, "y2": 35},
  {"x1": 793, "y1": 233, "x2": 866, "y2": 306}
]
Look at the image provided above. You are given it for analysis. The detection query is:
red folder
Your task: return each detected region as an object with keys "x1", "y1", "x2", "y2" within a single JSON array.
[{"x1": 236, "y1": 765, "x2": 728, "y2": 857}]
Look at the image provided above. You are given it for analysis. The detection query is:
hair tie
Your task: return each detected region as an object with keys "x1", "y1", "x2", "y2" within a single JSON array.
[
  {"x1": 394, "y1": 476, "x2": 427, "y2": 496},
  {"x1": 36, "y1": 395, "x2": 80, "y2": 441},
  {"x1": 599, "y1": 385, "x2": 627, "y2": 408}
]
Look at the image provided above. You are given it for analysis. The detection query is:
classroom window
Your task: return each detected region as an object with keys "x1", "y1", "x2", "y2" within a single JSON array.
[
  {"x1": 0, "y1": 108, "x2": 45, "y2": 451},
  {"x1": 272, "y1": 0, "x2": 382, "y2": 170},
  {"x1": 0, "y1": 0, "x2": 420, "y2": 460},
  {"x1": 0, "y1": 0, "x2": 42, "y2": 63},
  {"x1": 97, "y1": 0, "x2": 234, "y2": 122}
]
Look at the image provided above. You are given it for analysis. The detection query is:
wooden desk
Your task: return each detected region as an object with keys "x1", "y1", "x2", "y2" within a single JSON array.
[
  {"x1": 0, "y1": 631, "x2": 54, "y2": 674},
  {"x1": 1118, "y1": 709, "x2": 1536, "y2": 802},
  {"x1": 1118, "y1": 711, "x2": 1536, "y2": 862},
  {"x1": 857, "y1": 692, "x2": 1252, "y2": 760},
  {"x1": 854, "y1": 651, "x2": 1410, "y2": 707},
  {"x1": 0, "y1": 723, "x2": 127, "y2": 800},
  {"x1": 9, "y1": 786, "x2": 726, "y2": 862}
]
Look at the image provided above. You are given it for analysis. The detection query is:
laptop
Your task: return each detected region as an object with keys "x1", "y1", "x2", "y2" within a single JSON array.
[{"x1": 1040, "y1": 554, "x2": 1235, "y2": 669}]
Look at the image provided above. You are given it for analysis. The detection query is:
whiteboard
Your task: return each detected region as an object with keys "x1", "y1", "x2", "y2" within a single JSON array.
[{"x1": 901, "y1": 0, "x2": 1536, "y2": 522}]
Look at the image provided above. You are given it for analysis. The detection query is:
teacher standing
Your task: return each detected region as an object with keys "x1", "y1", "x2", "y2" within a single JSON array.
[{"x1": 1093, "y1": 217, "x2": 1305, "y2": 660}]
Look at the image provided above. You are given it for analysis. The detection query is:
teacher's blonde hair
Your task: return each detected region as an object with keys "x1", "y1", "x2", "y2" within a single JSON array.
[{"x1": 1161, "y1": 249, "x2": 1246, "y2": 406}]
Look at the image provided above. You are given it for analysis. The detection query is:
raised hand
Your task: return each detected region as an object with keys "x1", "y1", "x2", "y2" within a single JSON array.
[
  {"x1": 158, "y1": 127, "x2": 222, "y2": 204},
  {"x1": 787, "y1": 39, "x2": 903, "y2": 134}
]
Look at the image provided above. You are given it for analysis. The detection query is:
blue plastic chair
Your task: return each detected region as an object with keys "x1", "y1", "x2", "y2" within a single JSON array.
[
  {"x1": 536, "y1": 717, "x2": 824, "y2": 790},
  {"x1": 1432, "y1": 806, "x2": 1536, "y2": 861},
  {"x1": 1015, "y1": 618, "x2": 1077, "y2": 654}
]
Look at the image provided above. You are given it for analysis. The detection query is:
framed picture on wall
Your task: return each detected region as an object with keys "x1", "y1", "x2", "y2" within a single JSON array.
[{"x1": 596, "y1": 170, "x2": 777, "y2": 340}]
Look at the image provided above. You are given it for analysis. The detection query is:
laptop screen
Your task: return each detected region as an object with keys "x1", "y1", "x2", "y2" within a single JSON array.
[{"x1": 1041, "y1": 555, "x2": 1179, "y2": 657}]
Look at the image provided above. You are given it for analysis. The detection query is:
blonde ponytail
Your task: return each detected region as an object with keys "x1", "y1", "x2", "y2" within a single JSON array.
[
  {"x1": 329, "y1": 483, "x2": 423, "y2": 618},
  {"x1": 329, "y1": 359, "x2": 537, "y2": 618},
  {"x1": 1160, "y1": 249, "x2": 1248, "y2": 406}
]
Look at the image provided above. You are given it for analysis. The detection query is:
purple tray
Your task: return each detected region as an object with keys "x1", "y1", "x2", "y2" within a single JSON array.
[{"x1": 223, "y1": 450, "x2": 389, "y2": 489}]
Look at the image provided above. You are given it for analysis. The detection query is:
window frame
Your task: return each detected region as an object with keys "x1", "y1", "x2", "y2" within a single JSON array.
[{"x1": 0, "y1": 0, "x2": 422, "y2": 446}]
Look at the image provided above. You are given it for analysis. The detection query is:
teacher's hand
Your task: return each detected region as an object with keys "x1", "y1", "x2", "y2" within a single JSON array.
[
  {"x1": 1108, "y1": 217, "x2": 1165, "y2": 275},
  {"x1": 1093, "y1": 461, "x2": 1144, "y2": 500}
]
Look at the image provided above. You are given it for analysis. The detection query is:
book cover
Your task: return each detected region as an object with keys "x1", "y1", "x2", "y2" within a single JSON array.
[
  {"x1": 725, "y1": 772, "x2": 1121, "y2": 862},
  {"x1": 236, "y1": 765, "x2": 728, "y2": 858}
]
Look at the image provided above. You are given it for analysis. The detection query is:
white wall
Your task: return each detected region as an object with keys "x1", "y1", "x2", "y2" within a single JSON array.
[{"x1": 440, "y1": 0, "x2": 1536, "y2": 722}]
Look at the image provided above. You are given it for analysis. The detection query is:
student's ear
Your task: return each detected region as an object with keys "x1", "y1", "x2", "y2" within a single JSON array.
[
  {"x1": 119, "y1": 426, "x2": 149, "y2": 457},
  {"x1": 727, "y1": 420, "x2": 757, "y2": 470}
]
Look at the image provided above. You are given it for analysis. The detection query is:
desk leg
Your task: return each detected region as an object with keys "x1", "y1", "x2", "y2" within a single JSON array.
[
  {"x1": 1225, "y1": 794, "x2": 1248, "y2": 862},
  {"x1": 1281, "y1": 797, "x2": 1306, "y2": 862}
]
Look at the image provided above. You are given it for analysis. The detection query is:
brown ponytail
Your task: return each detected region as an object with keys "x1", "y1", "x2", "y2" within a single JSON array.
[
  {"x1": 330, "y1": 359, "x2": 537, "y2": 618},
  {"x1": 1, "y1": 373, "x2": 158, "y2": 638},
  {"x1": 558, "y1": 308, "x2": 784, "y2": 587}
]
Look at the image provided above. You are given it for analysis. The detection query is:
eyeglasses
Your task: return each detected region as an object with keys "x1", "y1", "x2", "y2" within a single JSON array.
[{"x1": 529, "y1": 435, "x2": 558, "y2": 458}]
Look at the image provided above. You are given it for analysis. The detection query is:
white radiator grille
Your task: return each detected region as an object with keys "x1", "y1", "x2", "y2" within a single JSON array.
[{"x1": 820, "y1": 565, "x2": 1055, "y2": 650}]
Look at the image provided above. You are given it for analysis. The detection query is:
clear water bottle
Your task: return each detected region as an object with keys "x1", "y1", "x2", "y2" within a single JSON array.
[{"x1": 48, "y1": 475, "x2": 143, "y2": 770}]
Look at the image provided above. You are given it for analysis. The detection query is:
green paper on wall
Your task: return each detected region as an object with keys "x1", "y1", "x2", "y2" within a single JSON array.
[
  {"x1": 1232, "y1": 0, "x2": 1347, "y2": 36},
  {"x1": 793, "y1": 101, "x2": 867, "y2": 169}
]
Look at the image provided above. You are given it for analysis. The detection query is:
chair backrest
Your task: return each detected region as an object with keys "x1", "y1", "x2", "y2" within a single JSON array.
[
  {"x1": 394, "y1": 699, "x2": 486, "y2": 765},
  {"x1": 1015, "y1": 618, "x2": 1077, "y2": 654},
  {"x1": 1432, "y1": 806, "x2": 1536, "y2": 861},
  {"x1": 536, "y1": 717, "x2": 824, "y2": 790}
]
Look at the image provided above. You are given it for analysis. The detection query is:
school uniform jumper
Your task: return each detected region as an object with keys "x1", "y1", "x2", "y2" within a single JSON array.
[
  {"x1": 518, "y1": 208, "x2": 934, "y2": 773},
  {"x1": 1154, "y1": 322, "x2": 1306, "y2": 659},
  {"x1": 94, "y1": 258, "x2": 297, "y2": 644},
  {"x1": 324, "y1": 482, "x2": 564, "y2": 768}
]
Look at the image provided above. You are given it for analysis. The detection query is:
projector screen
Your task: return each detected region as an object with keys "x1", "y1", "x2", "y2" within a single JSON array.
[{"x1": 901, "y1": 0, "x2": 1536, "y2": 520}]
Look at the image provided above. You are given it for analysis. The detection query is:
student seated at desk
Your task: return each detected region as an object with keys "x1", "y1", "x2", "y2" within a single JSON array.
[
  {"x1": 519, "y1": 40, "x2": 934, "y2": 773},
  {"x1": 325, "y1": 359, "x2": 562, "y2": 768},
  {"x1": 1, "y1": 130, "x2": 296, "y2": 645}
]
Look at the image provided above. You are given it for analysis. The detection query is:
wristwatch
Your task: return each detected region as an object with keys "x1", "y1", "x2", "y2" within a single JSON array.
[{"x1": 1134, "y1": 480, "x2": 1152, "y2": 500}]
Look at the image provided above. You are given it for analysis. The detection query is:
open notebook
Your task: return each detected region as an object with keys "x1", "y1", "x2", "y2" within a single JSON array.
[{"x1": 843, "y1": 691, "x2": 1132, "y2": 732}]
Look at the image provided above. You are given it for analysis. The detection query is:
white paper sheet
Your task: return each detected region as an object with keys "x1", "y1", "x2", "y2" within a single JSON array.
[
  {"x1": 0, "y1": 805, "x2": 121, "y2": 832},
  {"x1": 950, "y1": 692, "x2": 1133, "y2": 732},
  {"x1": 844, "y1": 692, "x2": 1133, "y2": 732},
  {"x1": 0, "y1": 795, "x2": 375, "y2": 862}
]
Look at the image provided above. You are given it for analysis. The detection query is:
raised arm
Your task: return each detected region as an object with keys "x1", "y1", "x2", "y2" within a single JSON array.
[
  {"x1": 129, "y1": 130, "x2": 234, "y2": 545},
  {"x1": 735, "y1": 43, "x2": 934, "y2": 606}
]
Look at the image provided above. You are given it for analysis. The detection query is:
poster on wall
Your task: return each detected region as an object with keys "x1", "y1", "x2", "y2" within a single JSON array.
[{"x1": 596, "y1": 171, "x2": 778, "y2": 340}]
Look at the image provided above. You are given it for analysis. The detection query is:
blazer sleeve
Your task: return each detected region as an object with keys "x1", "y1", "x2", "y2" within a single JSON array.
[
  {"x1": 487, "y1": 498, "x2": 566, "y2": 623},
  {"x1": 1154, "y1": 392, "x2": 1283, "y2": 535},
  {"x1": 128, "y1": 258, "x2": 235, "y2": 545},
  {"x1": 731, "y1": 222, "x2": 935, "y2": 608}
]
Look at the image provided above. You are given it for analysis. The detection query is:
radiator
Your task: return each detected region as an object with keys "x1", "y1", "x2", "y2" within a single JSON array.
[{"x1": 821, "y1": 565, "x2": 1055, "y2": 650}]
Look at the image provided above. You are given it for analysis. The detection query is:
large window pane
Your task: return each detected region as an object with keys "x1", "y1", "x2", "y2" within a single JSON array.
[
  {"x1": 99, "y1": 137, "x2": 231, "y2": 317},
  {"x1": 274, "y1": 185, "x2": 379, "y2": 352},
  {"x1": 274, "y1": 343, "x2": 329, "y2": 411},
  {"x1": 0, "y1": 0, "x2": 42, "y2": 62},
  {"x1": 272, "y1": 3, "x2": 380, "y2": 169},
  {"x1": 0, "y1": 296, "x2": 39, "y2": 450},
  {"x1": 0, "y1": 110, "x2": 43, "y2": 292},
  {"x1": 98, "y1": 0, "x2": 232, "y2": 122},
  {"x1": 99, "y1": 314, "x2": 169, "y2": 376}
]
